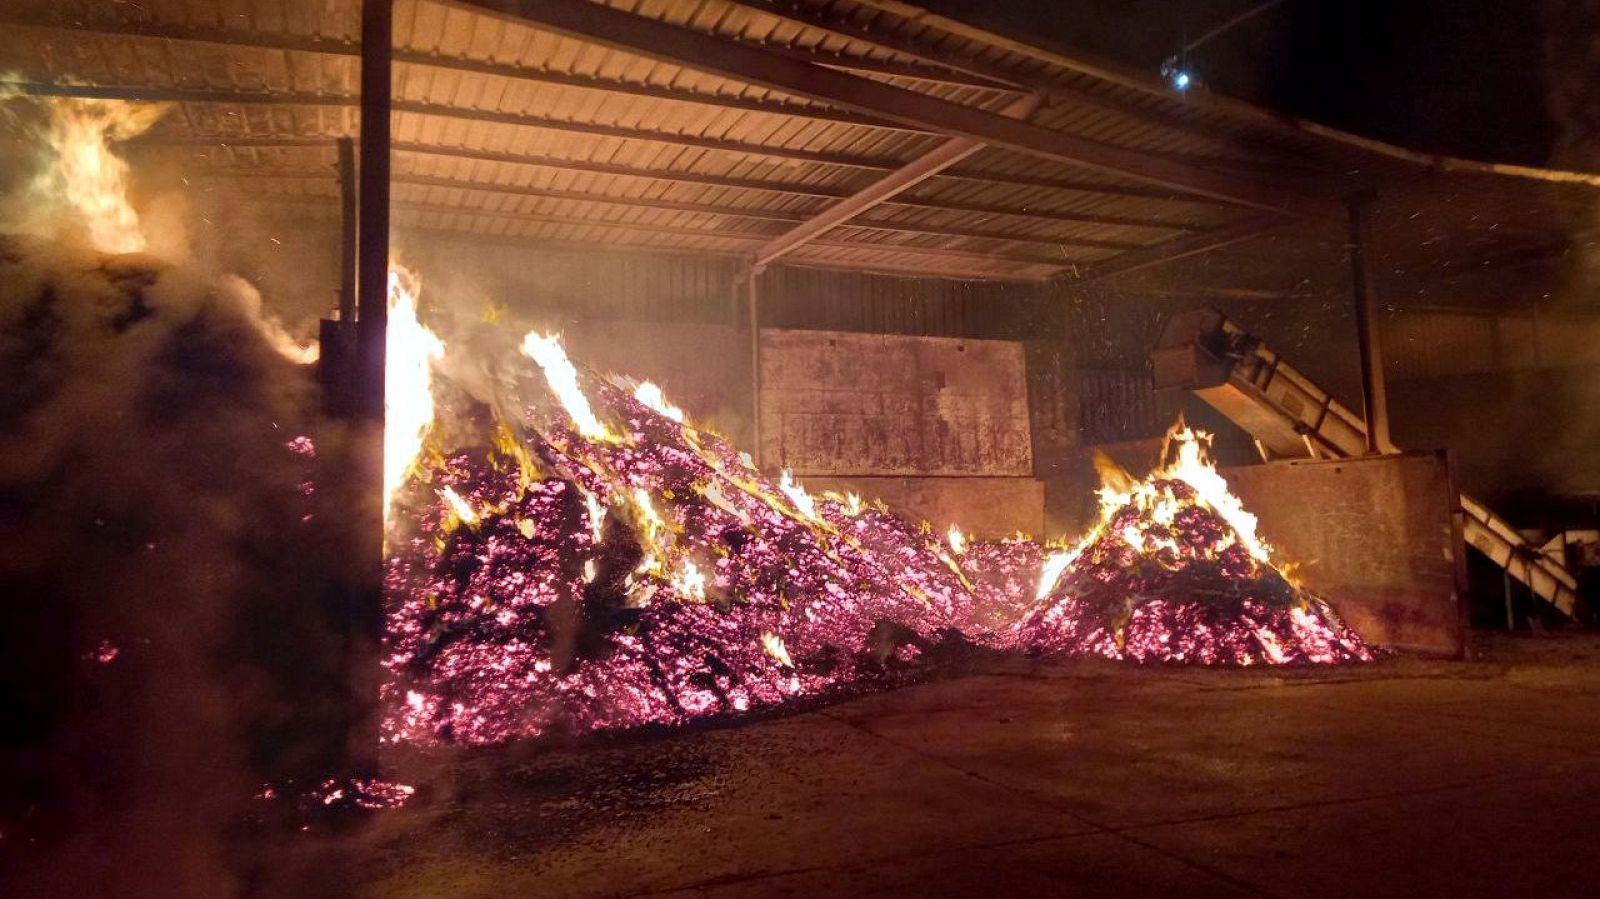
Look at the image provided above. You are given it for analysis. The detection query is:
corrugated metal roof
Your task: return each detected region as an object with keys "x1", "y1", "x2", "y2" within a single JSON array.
[{"x1": 2, "y1": 0, "x2": 1594, "y2": 286}]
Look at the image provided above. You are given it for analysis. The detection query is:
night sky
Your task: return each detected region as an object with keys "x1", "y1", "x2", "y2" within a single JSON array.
[{"x1": 929, "y1": 0, "x2": 1558, "y2": 166}]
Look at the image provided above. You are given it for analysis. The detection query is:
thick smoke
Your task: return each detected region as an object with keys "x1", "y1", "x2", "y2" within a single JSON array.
[{"x1": 0, "y1": 103, "x2": 368, "y2": 897}]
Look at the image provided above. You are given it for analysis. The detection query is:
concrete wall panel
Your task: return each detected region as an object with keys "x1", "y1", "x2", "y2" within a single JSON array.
[
  {"x1": 760, "y1": 330, "x2": 1032, "y2": 477},
  {"x1": 1223, "y1": 453, "x2": 1467, "y2": 656},
  {"x1": 802, "y1": 476, "x2": 1045, "y2": 539}
]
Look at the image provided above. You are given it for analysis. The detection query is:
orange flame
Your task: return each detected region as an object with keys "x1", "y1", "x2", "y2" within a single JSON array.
[
  {"x1": 521, "y1": 332, "x2": 617, "y2": 442},
  {"x1": 384, "y1": 267, "x2": 446, "y2": 519},
  {"x1": 633, "y1": 381, "x2": 685, "y2": 423},
  {"x1": 28, "y1": 98, "x2": 166, "y2": 255},
  {"x1": 1038, "y1": 421, "x2": 1278, "y2": 599}
]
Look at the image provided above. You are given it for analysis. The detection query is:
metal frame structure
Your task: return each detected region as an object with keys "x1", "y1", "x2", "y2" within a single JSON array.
[{"x1": 5, "y1": 0, "x2": 1591, "y2": 285}]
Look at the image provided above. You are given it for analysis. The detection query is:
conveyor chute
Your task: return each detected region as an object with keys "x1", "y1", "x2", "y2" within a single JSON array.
[{"x1": 1152, "y1": 309, "x2": 1581, "y2": 619}]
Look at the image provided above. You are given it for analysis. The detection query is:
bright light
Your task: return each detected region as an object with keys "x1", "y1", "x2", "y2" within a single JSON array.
[
  {"x1": 1036, "y1": 549, "x2": 1078, "y2": 599},
  {"x1": 760, "y1": 632, "x2": 794, "y2": 668},
  {"x1": 670, "y1": 559, "x2": 707, "y2": 601},
  {"x1": 1172, "y1": 71, "x2": 1192, "y2": 90}
]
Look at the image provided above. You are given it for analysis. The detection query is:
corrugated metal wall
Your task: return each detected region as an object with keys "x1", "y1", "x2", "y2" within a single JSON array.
[
  {"x1": 760, "y1": 264, "x2": 1066, "y2": 340},
  {"x1": 407, "y1": 241, "x2": 743, "y2": 325},
  {"x1": 1077, "y1": 368, "x2": 1185, "y2": 444},
  {"x1": 427, "y1": 243, "x2": 1071, "y2": 342},
  {"x1": 1383, "y1": 310, "x2": 1600, "y2": 379}
]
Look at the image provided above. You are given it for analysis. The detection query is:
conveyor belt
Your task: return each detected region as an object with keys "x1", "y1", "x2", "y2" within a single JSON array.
[{"x1": 1152, "y1": 309, "x2": 1581, "y2": 619}]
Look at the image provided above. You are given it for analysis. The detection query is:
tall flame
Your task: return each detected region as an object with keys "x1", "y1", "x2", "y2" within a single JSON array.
[
  {"x1": 1036, "y1": 421, "x2": 1274, "y2": 600},
  {"x1": 29, "y1": 98, "x2": 166, "y2": 255},
  {"x1": 521, "y1": 332, "x2": 617, "y2": 441},
  {"x1": 778, "y1": 470, "x2": 817, "y2": 520},
  {"x1": 385, "y1": 267, "x2": 446, "y2": 518},
  {"x1": 1154, "y1": 425, "x2": 1271, "y2": 563},
  {"x1": 1090, "y1": 424, "x2": 1272, "y2": 564},
  {"x1": 633, "y1": 381, "x2": 685, "y2": 422}
]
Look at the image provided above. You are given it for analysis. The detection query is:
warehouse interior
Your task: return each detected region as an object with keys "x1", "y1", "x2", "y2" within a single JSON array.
[{"x1": 3, "y1": 1, "x2": 1600, "y2": 897}]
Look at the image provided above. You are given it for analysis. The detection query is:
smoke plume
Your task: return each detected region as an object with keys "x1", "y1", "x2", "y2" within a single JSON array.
[{"x1": 0, "y1": 98, "x2": 367, "y2": 898}]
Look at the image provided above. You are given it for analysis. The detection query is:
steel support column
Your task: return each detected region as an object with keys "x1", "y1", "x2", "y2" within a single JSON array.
[
  {"x1": 357, "y1": 3, "x2": 393, "y2": 415},
  {"x1": 746, "y1": 266, "x2": 764, "y2": 468},
  {"x1": 1347, "y1": 194, "x2": 1390, "y2": 454},
  {"x1": 345, "y1": 0, "x2": 393, "y2": 776},
  {"x1": 337, "y1": 137, "x2": 357, "y2": 324}
]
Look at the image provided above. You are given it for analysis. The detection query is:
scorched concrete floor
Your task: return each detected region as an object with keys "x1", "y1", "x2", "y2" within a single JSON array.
[{"x1": 346, "y1": 636, "x2": 1600, "y2": 899}]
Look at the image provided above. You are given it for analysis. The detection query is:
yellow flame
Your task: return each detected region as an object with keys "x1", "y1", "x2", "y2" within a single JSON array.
[
  {"x1": 1158, "y1": 425, "x2": 1272, "y2": 563},
  {"x1": 384, "y1": 267, "x2": 446, "y2": 518},
  {"x1": 1037, "y1": 420, "x2": 1277, "y2": 601},
  {"x1": 670, "y1": 559, "x2": 708, "y2": 601},
  {"x1": 521, "y1": 332, "x2": 617, "y2": 441},
  {"x1": 760, "y1": 632, "x2": 794, "y2": 668},
  {"x1": 1090, "y1": 424, "x2": 1272, "y2": 565},
  {"x1": 437, "y1": 486, "x2": 477, "y2": 526},
  {"x1": 821, "y1": 490, "x2": 865, "y2": 516},
  {"x1": 1036, "y1": 548, "x2": 1077, "y2": 599},
  {"x1": 584, "y1": 491, "x2": 607, "y2": 544},
  {"x1": 633, "y1": 381, "x2": 685, "y2": 422},
  {"x1": 29, "y1": 98, "x2": 166, "y2": 254},
  {"x1": 632, "y1": 488, "x2": 667, "y2": 575},
  {"x1": 778, "y1": 469, "x2": 817, "y2": 520},
  {"x1": 947, "y1": 524, "x2": 967, "y2": 555}
]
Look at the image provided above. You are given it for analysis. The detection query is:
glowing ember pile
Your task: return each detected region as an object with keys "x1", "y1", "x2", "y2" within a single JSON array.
[
  {"x1": 383, "y1": 338, "x2": 999, "y2": 745},
  {"x1": 1016, "y1": 425, "x2": 1373, "y2": 665},
  {"x1": 382, "y1": 327, "x2": 1379, "y2": 743}
]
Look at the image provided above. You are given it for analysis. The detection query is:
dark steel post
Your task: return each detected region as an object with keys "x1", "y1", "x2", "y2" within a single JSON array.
[
  {"x1": 346, "y1": 0, "x2": 393, "y2": 777},
  {"x1": 357, "y1": 0, "x2": 392, "y2": 419},
  {"x1": 746, "y1": 265, "x2": 764, "y2": 467},
  {"x1": 1347, "y1": 194, "x2": 1390, "y2": 454},
  {"x1": 337, "y1": 137, "x2": 357, "y2": 324}
]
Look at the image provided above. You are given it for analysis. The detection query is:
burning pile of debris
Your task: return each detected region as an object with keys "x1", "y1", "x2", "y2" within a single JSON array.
[
  {"x1": 1, "y1": 90, "x2": 1374, "y2": 762},
  {"x1": 383, "y1": 311, "x2": 1376, "y2": 744},
  {"x1": 1017, "y1": 426, "x2": 1373, "y2": 665},
  {"x1": 383, "y1": 329, "x2": 1003, "y2": 745}
]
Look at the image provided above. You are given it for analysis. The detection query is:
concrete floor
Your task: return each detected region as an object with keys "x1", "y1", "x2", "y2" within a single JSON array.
[{"x1": 354, "y1": 636, "x2": 1600, "y2": 899}]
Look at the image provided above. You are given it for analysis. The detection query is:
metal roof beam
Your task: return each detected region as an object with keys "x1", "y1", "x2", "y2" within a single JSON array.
[
  {"x1": 189, "y1": 165, "x2": 1141, "y2": 251},
  {"x1": 753, "y1": 90, "x2": 1042, "y2": 267},
  {"x1": 1063, "y1": 215, "x2": 1291, "y2": 283},
  {"x1": 444, "y1": 0, "x2": 1341, "y2": 218},
  {"x1": 13, "y1": 80, "x2": 903, "y2": 170},
  {"x1": 131, "y1": 133, "x2": 1204, "y2": 231},
  {"x1": 242, "y1": 191, "x2": 1081, "y2": 270},
  {"x1": 1, "y1": 13, "x2": 927, "y2": 134},
  {"x1": 132, "y1": 134, "x2": 859, "y2": 199},
  {"x1": 722, "y1": 0, "x2": 1322, "y2": 175},
  {"x1": 34, "y1": 76, "x2": 1240, "y2": 207}
]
